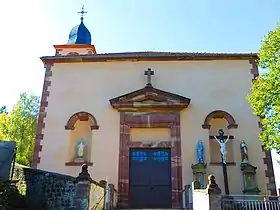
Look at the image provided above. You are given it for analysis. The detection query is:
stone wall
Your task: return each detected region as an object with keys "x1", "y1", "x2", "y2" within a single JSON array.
[
  {"x1": 13, "y1": 163, "x2": 77, "y2": 209},
  {"x1": 12, "y1": 163, "x2": 116, "y2": 210}
]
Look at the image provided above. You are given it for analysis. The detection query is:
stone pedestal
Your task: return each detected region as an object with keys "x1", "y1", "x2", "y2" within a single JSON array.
[
  {"x1": 191, "y1": 162, "x2": 207, "y2": 188},
  {"x1": 108, "y1": 183, "x2": 117, "y2": 209},
  {"x1": 74, "y1": 164, "x2": 93, "y2": 210},
  {"x1": 74, "y1": 165, "x2": 118, "y2": 210},
  {"x1": 240, "y1": 163, "x2": 260, "y2": 195},
  {"x1": 192, "y1": 174, "x2": 222, "y2": 210},
  {"x1": 207, "y1": 175, "x2": 222, "y2": 210},
  {"x1": 75, "y1": 157, "x2": 86, "y2": 162}
]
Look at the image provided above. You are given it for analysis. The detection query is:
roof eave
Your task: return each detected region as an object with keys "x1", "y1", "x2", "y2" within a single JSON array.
[{"x1": 40, "y1": 53, "x2": 259, "y2": 63}]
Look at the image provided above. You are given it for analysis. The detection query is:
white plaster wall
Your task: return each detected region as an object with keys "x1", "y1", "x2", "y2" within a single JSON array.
[{"x1": 37, "y1": 60, "x2": 265, "y2": 194}]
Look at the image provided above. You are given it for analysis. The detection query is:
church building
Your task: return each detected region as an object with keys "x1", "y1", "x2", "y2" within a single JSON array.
[{"x1": 31, "y1": 11, "x2": 277, "y2": 209}]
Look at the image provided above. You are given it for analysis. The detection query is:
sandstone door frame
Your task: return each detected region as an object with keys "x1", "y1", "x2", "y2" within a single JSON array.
[{"x1": 117, "y1": 111, "x2": 182, "y2": 208}]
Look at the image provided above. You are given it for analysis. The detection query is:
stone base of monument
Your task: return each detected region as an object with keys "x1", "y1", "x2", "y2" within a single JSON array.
[
  {"x1": 240, "y1": 163, "x2": 260, "y2": 195},
  {"x1": 242, "y1": 187, "x2": 261, "y2": 195},
  {"x1": 74, "y1": 157, "x2": 85, "y2": 162},
  {"x1": 191, "y1": 162, "x2": 207, "y2": 188}
]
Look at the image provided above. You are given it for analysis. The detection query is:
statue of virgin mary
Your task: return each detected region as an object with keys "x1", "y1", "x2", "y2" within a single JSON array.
[
  {"x1": 76, "y1": 138, "x2": 85, "y2": 158},
  {"x1": 196, "y1": 140, "x2": 204, "y2": 163}
]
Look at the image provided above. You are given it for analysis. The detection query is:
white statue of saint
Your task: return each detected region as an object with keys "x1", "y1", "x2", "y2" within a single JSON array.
[
  {"x1": 214, "y1": 129, "x2": 230, "y2": 164},
  {"x1": 76, "y1": 139, "x2": 85, "y2": 158}
]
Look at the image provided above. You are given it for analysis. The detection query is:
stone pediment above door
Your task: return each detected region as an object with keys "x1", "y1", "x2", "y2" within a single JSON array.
[{"x1": 109, "y1": 86, "x2": 191, "y2": 111}]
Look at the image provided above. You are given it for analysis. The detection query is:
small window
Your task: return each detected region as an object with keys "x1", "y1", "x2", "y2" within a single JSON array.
[
  {"x1": 131, "y1": 151, "x2": 148, "y2": 162},
  {"x1": 153, "y1": 151, "x2": 169, "y2": 162}
]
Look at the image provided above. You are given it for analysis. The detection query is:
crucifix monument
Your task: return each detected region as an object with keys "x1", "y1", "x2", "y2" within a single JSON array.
[
  {"x1": 214, "y1": 130, "x2": 230, "y2": 164},
  {"x1": 210, "y1": 129, "x2": 234, "y2": 195},
  {"x1": 144, "y1": 68, "x2": 154, "y2": 87}
]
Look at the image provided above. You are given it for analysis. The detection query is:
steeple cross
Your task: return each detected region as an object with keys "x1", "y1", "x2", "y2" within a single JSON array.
[
  {"x1": 78, "y1": 5, "x2": 88, "y2": 21},
  {"x1": 144, "y1": 68, "x2": 154, "y2": 87}
]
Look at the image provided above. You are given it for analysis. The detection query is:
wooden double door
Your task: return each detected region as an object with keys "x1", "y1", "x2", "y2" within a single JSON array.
[{"x1": 129, "y1": 148, "x2": 172, "y2": 208}]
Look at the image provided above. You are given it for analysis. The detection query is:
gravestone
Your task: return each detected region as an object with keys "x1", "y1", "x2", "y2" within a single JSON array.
[{"x1": 0, "y1": 140, "x2": 16, "y2": 180}]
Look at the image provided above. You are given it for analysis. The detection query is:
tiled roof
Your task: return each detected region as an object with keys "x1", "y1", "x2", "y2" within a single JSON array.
[
  {"x1": 41, "y1": 51, "x2": 258, "y2": 61},
  {"x1": 95, "y1": 51, "x2": 258, "y2": 57}
]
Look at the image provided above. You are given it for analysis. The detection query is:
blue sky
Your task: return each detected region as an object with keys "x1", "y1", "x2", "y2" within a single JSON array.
[{"x1": 0, "y1": 0, "x2": 280, "y2": 188}]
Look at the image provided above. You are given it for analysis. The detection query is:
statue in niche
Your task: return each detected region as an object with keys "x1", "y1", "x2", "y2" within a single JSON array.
[
  {"x1": 196, "y1": 140, "x2": 204, "y2": 163},
  {"x1": 240, "y1": 140, "x2": 249, "y2": 164},
  {"x1": 75, "y1": 138, "x2": 86, "y2": 162}
]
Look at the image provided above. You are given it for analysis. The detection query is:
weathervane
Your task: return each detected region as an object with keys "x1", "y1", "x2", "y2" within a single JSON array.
[{"x1": 78, "y1": 5, "x2": 88, "y2": 21}]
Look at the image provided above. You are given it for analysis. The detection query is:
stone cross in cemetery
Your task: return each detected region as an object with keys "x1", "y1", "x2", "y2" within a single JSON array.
[{"x1": 210, "y1": 129, "x2": 234, "y2": 195}]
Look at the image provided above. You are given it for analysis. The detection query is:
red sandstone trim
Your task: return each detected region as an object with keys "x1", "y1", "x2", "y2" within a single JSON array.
[
  {"x1": 202, "y1": 110, "x2": 238, "y2": 129},
  {"x1": 53, "y1": 44, "x2": 97, "y2": 54},
  {"x1": 249, "y1": 59, "x2": 259, "y2": 81},
  {"x1": 65, "y1": 162, "x2": 93, "y2": 166},
  {"x1": 117, "y1": 112, "x2": 182, "y2": 208},
  {"x1": 249, "y1": 59, "x2": 277, "y2": 196},
  {"x1": 109, "y1": 86, "x2": 190, "y2": 111},
  {"x1": 31, "y1": 61, "x2": 53, "y2": 168},
  {"x1": 55, "y1": 49, "x2": 62, "y2": 56},
  {"x1": 54, "y1": 44, "x2": 96, "y2": 49},
  {"x1": 262, "y1": 146, "x2": 277, "y2": 195},
  {"x1": 67, "y1": 52, "x2": 80, "y2": 56},
  {"x1": 65, "y1": 111, "x2": 99, "y2": 130}
]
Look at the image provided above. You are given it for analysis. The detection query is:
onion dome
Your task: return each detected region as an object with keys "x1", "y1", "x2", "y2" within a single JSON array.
[{"x1": 67, "y1": 6, "x2": 91, "y2": 45}]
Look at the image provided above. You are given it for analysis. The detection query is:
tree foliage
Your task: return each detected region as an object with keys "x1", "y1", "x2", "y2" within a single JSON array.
[
  {"x1": 0, "y1": 106, "x2": 7, "y2": 114},
  {"x1": 247, "y1": 23, "x2": 280, "y2": 152},
  {"x1": 0, "y1": 106, "x2": 8, "y2": 140},
  {"x1": 0, "y1": 93, "x2": 40, "y2": 166}
]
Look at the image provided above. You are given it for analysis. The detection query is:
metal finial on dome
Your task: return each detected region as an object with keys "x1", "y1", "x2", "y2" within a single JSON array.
[{"x1": 77, "y1": 5, "x2": 88, "y2": 22}]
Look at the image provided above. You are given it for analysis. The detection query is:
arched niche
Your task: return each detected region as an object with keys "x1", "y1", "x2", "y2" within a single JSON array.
[
  {"x1": 65, "y1": 111, "x2": 99, "y2": 130},
  {"x1": 202, "y1": 110, "x2": 238, "y2": 130},
  {"x1": 65, "y1": 111, "x2": 99, "y2": 166},
  {"x1": 202, "y1": 110, "x2": 237, "y2": 165}
]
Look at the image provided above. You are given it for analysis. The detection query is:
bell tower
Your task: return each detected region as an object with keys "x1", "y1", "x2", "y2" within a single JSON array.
[{"x1": 54, "y1": 6, "x2": 96, "y2": 56}]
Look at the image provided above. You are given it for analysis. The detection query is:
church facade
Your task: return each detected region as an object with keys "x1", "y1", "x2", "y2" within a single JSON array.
[{"x1": 31, "y1": 15, "x2": 277, "y2": 208}]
